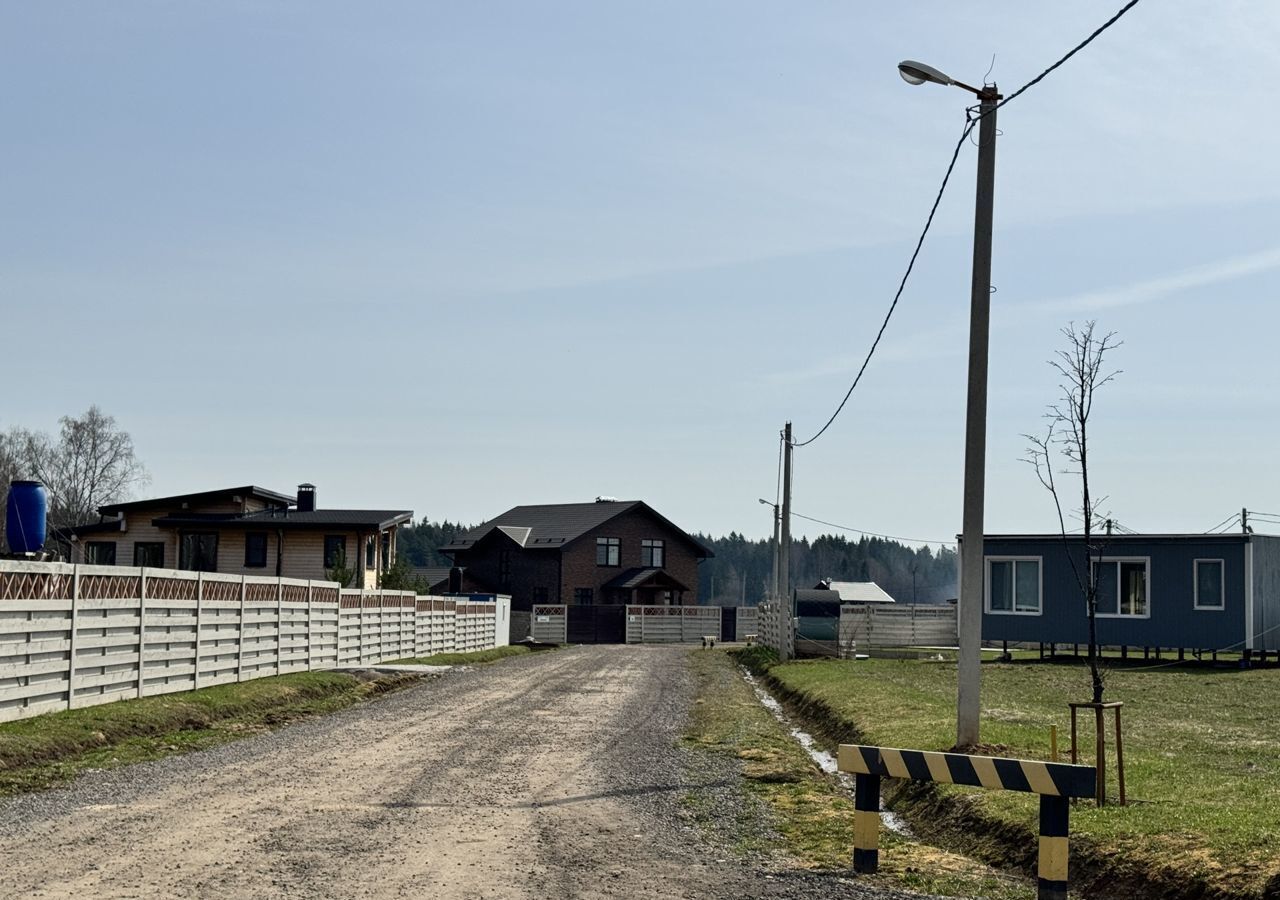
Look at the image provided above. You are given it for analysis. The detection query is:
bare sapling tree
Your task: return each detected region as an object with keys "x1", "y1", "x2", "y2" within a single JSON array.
[
  {"x1": 1023, "y1": 322, "x2": 1122, "y2": 704},
  {"x1": 18, "y1": 406, "x2": 149, "y2": 531}
]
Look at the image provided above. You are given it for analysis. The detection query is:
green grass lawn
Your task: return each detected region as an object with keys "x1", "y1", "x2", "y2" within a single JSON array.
[
  {"x1": 683, "y1": 649, "x2": 1033, "y2": 900},
  {"x1": 754, "y1": 651, "x2": 1280, "y2": 898}
]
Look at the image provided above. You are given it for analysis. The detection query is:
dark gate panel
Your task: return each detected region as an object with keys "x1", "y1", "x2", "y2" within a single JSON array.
[
  {"x1": 721, "y1": 606, "x2": 736, "y2": 642},
  {"x1": 566, "y1": 605, "x2": 627, "y2": 644}
]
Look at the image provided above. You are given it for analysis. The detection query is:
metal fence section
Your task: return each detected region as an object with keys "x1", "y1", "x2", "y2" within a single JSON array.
[
  {"x1": 838, "y1": 603, "x2": 958, "y2": 650},
  {"x1": 735, "y1": 606, "x2": 759, "y2": 641},
  {"x1": 531, "y1": 605, "x2": 567, "y2": 643},
  {"x1": 624, "y1": 605, "x2": 722, "y2": 643},
  {"x1": 0, "y1": 560, "x2": 506, "y2": 723}
]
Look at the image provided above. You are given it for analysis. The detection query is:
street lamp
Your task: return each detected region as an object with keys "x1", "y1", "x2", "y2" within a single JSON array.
[
  {"x1": 899, "y1": 59, "x2": 1000, "y2": 749},
  {"x1": 759, "y1": 498, "x2": 781, "y2": 605}
]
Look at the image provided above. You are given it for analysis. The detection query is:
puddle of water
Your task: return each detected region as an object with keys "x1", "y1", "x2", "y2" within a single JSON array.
[{"x1": 741, "y1": 668, "x2": 910, "y2": 836}]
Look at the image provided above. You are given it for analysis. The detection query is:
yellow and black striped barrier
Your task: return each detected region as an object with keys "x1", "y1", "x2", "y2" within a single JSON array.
[{"x1": 837, "y1": 744, "x2": 1096, "y2": 900}]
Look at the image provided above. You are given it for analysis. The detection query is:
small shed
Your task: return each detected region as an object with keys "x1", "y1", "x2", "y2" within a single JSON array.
[{"x1": 797, "y1": 580, "x2": 896, "y2": 642}]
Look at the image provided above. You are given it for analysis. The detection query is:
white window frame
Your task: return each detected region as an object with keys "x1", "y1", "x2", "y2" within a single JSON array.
[
  {"x1": 1091, "y1": 557, "x2": 1152, "y2": 619},
  {"x1": 1193, "y1": 558, "x2": 1225, "y2": 611},
  {"x1": 985, "y1": 557, "x2": 1043, "y2": 616}
]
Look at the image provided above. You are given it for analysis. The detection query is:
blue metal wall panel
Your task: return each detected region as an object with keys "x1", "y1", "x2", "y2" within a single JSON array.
[{"x1": 980, "y1": 535, "x2": 1247, "y2": 650}]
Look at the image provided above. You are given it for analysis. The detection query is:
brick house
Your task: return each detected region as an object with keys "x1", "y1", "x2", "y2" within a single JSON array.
[
  {"x1": 69, "y1": 483, "x2": 411, "y2": 589},
  {"x1": 440, "y1": 500, "x2": 713, "y2": 609}
]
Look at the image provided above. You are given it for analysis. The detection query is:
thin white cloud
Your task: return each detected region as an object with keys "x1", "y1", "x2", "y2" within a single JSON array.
[{"x1": 1034, "y1": 244, "x2": 1280, "y2": 314}]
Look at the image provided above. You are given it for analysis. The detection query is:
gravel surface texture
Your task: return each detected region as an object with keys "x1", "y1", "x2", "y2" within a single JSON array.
[{"x1": 0, "y1": 645, "x2": 939, "y2": 899}]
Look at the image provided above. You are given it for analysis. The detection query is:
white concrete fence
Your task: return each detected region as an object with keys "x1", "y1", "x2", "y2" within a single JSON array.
[
  {"x1": 0, "y1": 560, "x2": 508, "y2": 723},
  {"x1": 838, "y1": 603, "x2": 957, "y2": 650},
  {"x1": 624, "y1": 605, "x2": 722, "y2": 643}
]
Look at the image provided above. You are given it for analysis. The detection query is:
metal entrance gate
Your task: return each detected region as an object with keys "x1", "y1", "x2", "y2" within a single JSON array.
[{"x1": 566, "y1": 605, "x2": 627, "y2": 644}]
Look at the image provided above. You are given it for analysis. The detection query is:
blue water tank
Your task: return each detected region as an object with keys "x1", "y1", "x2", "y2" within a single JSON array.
[{"x1": 5, "y1": 480, "x2": 47, "y2": 554}]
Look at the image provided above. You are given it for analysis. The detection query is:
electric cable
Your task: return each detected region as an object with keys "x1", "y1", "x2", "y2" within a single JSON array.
[
  {"x1": 793, "y1": 0, "x2": 1145, "y2": 448},
  {"x1": 789, "y1": 510, "x2": 957, "y2": 547},
  {"x1": 1203, "y1": 513, "x2": 1241, "y2": 534}
]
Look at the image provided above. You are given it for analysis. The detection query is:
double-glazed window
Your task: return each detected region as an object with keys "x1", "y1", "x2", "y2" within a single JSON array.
[
  {"x1": 85, "y1": 541, "x2": 117, "y2": 566},
  {"x1": 324, "y1": 535, "x2": 347, "y2": 569},
  {"x1": 986, "y1": 558, "x2": 1041, "y2": 614},
  {"x1": 573, "y1": 587, "x2": 594, "y2": 605},
  {"x1": 179, "y1": 533, "x2": 218, "y2": 572},
  {"x1": 1093, "y1": 559, "x2": 1150, "y2": 617},
  {"x1": 244, "y1": 533, "x2": 268, "y2": 568},
  {"x1": 1194, "y1": 559, "x2": 1224, "y2": 610},
  {"x1": 641, "y1": 539, "x2": 665, "y2": 568},
  {"x1": 596, "y1": 537, "x2": 620, "y2": 567},
  {"x1": 133, "y1": 542, "x2": 164, "y2": 568}
]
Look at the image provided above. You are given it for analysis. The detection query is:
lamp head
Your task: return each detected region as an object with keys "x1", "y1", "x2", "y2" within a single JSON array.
[{"x1": 898, "y1": 60, "x2": 954, "y2": 87}]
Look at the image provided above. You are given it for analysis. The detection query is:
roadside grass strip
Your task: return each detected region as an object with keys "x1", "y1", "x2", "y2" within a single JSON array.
[
  {"x1": 386, "y1": 644, "x2": 538, "y2": 666},
  {"x1": 741, "y1": 648, "x2": 1280, "y2": 900},
  {"x1": 0, "y1": 671, "x2": 416, "y2": 796},
  {"x1": 682, "y1": 649, "x2": 1034, "y2": 900}
]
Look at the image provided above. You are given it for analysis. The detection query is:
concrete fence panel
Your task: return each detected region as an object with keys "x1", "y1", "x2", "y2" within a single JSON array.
[
  {"x1": 839, "y1": 603, "x2": 958, "y2": 649},
  {"x1": 0, "y1": 561, "x2": 506, "y2": 723}
]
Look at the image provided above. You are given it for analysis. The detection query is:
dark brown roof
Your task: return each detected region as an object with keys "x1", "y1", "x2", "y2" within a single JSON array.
[
  {"x1": 441, "y1": 501, "x2": 713, "y2": 557},
  {"x1": 603, "y1": 567, "x2": 692, "y2": 592},
  {"x1": 99, "y1": 486, "x2": 294, "y2": 515},
  {"x1": 152, "y1": 509, "x2": 412, "y2": 530}
]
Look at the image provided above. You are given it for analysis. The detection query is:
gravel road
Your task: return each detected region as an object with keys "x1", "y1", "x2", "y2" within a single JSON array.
[{"x1": 0, "y1": 645, "x2": 933, "y2": 900}]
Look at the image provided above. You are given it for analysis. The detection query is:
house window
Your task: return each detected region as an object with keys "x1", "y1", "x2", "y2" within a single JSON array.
[
  {"x1": 324, "y1": 535, "x2": 347, "y2": 569},
  {"x1": 1093, "y1": 559, "x2": 1150, "y2": 617},
  {"x1": 380, "y1": 532, "x2": 391, "y2": 571},
  {"x1": 596, "y1": 537, "x2": 620, "y2": 567},
  {"x1": 179, "y1": 533, "x2": 219, "y2": 572},
  {"x1": 986, "y1": 558, "x2": 1041, "y2": 614},
  {"x1": 85, "y1": 541, "x2": 117, "y2": 566},
  {"x1": 532, "y1": 586, "x2": 548, "y2": 604},
  {"x1": 641, "y1": 539, "x2": 665, "y2": 568},
  {"x1": 244, "y1": 533, "x2": 268, "y2": 568},
  {"x1": 365, "y1": 536, "x2": 376, "y2": 568},
  {"x1": 574, "y1": 587, "x2": 595, "y2": 605},
  {"x1": 133, "y1": 542, "x2": 164, "y2": 568},
  {"x1": 1194, "y1": 559, "x2": 1224, "y2": 610}
]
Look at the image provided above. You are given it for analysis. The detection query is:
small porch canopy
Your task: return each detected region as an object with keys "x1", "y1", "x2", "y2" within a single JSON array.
[{"x1": 604, "y1": 567, "x2": 691, "y2": 605}]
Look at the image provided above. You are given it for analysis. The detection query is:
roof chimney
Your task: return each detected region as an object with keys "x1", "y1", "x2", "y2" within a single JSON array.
[{"x1": 297, "y1": 483, "x2": 316, "y2": 512}]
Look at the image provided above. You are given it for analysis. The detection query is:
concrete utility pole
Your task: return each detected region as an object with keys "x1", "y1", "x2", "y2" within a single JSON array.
[
  {"x1": 770, "y1": 504, "x2": 781, "y2": 603},
  {"x1": 779, "y1": 422, "x2": 794, "y2": 661},
  {"x1": 956, "y1": 85, "x2": 999, "y2": 749}
]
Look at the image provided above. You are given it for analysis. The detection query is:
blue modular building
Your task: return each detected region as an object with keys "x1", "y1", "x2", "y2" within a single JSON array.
[{"x1": 979, "y1": 533, "x2": 1280, "y2": 656}]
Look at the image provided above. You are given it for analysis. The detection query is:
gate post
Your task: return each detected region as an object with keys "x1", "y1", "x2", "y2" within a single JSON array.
[{"x1": 852, "y1": 772, "x2": 881, "y2": 873}]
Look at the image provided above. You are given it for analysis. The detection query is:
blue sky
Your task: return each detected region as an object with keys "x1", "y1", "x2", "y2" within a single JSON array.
[{"x1": 4, "y1": 1, "x2": 1279, "y2": 543}]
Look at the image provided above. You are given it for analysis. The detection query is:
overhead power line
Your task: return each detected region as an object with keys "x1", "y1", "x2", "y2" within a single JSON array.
[
  {"x1": 794, "y1": 0, "x2": 1145, "y2": 448},
  {"x1": 794, "y1": 118, "x2": 973, "y2": 448},
  {"x1": 789, "y1": 510, "x2": 957, "y2": 547},
  {"x1": 1203, "y1": 513, "x2": 1240, "y2": 534}
]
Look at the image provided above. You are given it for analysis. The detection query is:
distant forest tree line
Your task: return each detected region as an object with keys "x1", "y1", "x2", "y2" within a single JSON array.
[
  {"x1": 693, "y1": 532, "x2": 957, "y2": 606},
  {"x1": 395, "y1": 517, "x2": 957, "y2": 606}
]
